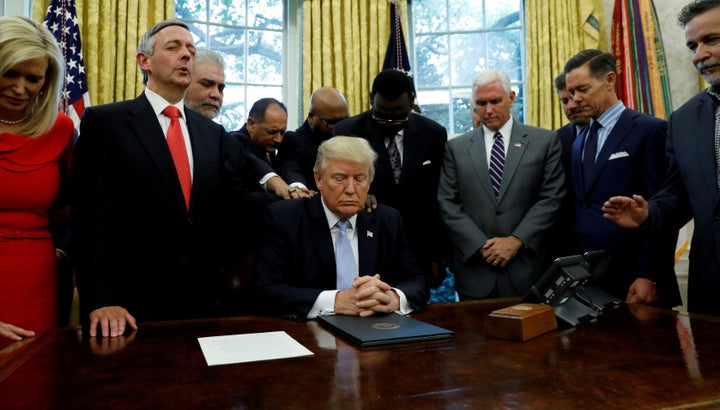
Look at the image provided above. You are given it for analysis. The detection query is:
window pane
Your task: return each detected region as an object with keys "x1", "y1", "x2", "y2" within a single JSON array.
[
  {"x1": 449, "y1": 0, "x2": 485, "y2": 31},
  {"x1": 209, "y1": 26, "x2": 245, "y2": 82},
  {"x1": 415, "y1": 34, "x2": 449, "y2": 88},
  {"x1": 487, "y1": 0, "x2": 522, "y2": 28},
  {"x1": 216, "y1": 83, "x2": 246, "y2": 131},
  {"x1": 209, "y1": 0, "x2": 246, "y2": 26},
  {"x1": 449, "y1": 33, "x2": 487, "y2": 87},
  {"x1": 249, "y1": 0, "x2": 283, "y2": 29},
  {"x1": 413, "y1": 0, "x2": 448, "y2": 33},
  {"x1": 185, "y1": 22, "x2": 208, "y2": 47},
  {"x1": 248, "y1": 30, "x2": 283, "y2": 84},
  {"x1": 452, "y1": 88, "x2": 473, "y2": 135},
  {"x1": 486, "y1": 30, "x2": 522, "y2": 82},
  {"x1": 176, "y1": 0, "x2": 207, "y2": 20}
]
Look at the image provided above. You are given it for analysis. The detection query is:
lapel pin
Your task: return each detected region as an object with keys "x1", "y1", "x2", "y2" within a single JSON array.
[
  {"x1": 514, "y1": 143, "x2": 522, "y2": 148},
  {"x1": 367, "y1": 231, "x2": 373, "y2": 238}
]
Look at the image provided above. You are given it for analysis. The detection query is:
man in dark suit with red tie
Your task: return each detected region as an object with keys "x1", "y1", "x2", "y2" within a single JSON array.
[
  {"x1": 333, "y1": 69, "x2": 450, "y2": 287},
  {"x1": 564, "y1": 49, "x2": 680, "y2": 308},
  {"x1": 254, "y1": 136, "x2": 429, "y2": 321},
  {"x1": 72, "y1": 20, "x2": 259, "y2": 337}
]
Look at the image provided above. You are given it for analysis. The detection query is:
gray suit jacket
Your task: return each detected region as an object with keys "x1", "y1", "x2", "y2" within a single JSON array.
[{"x1": 438, "y1": 119, "x2": 566, "y2": 298}]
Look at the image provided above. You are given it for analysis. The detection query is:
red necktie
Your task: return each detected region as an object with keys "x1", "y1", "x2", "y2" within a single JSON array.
[{"x1": 162, "y1": 106, "x2": 191, "y2": 209}]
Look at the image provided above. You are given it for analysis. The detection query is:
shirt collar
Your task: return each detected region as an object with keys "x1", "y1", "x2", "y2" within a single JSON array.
[
  {"x1": 145, "y1": 88, "x2": 186, "y2": 119},
  {"x1": 320, "y1": 197, "x2": 358, "y2": 231}
]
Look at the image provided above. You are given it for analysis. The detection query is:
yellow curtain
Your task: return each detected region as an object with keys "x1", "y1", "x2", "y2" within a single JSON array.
[
  {"x1": 525, "y1": 0, "x2": 602, "y2": 130},
  {"x1": 32, "y1": 0, "x2": 174, "y2": 106},
  {"x1": 302, "y1": 0, "x2": 399, "y2": 116}
]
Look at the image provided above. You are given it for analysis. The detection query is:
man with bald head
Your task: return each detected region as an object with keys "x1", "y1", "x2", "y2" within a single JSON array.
[{"x1": 279, "y1": 87, "x2": 350, "y2": 194}]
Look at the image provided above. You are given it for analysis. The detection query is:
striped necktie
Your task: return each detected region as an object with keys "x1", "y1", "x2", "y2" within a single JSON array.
[{"x1": 489, "y1": 131, "x2": 505, "y2": 198}]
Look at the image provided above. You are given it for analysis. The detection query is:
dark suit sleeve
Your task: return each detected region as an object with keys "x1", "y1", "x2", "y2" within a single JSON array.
[
  {"x1": 253, "y1": 202, "x2": 326, "y2": 320},
  {"x1": 278, "y1": 131, "x2": 308, "y2": 186},
  {"x1": 72, "y1": 106, "x2": 116, "y2": 312}
]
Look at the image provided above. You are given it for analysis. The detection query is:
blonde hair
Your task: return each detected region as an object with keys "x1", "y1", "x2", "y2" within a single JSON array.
[
  {"x1": 313, "y1": 136, "x2": 377, "y2": 181},
  {"x1": 0, "y1": 16, "x2": 63, "y2": 138}
]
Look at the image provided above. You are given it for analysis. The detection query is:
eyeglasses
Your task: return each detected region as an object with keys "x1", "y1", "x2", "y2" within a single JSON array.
[
  {"x1": 371, "y1": 113, "x2": 409, "y2": 126},
  {"x1": 312, "y1": 113, "x2": 347, "y2": 127}
]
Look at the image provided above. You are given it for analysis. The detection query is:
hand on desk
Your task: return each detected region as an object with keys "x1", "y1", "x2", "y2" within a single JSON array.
[
  {"x1": 334, "y1": 274, "x2": 400, "y2": 317},
  {"x1": 89, "y1": 306, "x2": 137, "y2": 338},
  {"x1": 626, "y1": 278, "x2": 659, "y2": 305},
  {"x1": 0, "y1": 320, "x2": 35, "y2": 341}
]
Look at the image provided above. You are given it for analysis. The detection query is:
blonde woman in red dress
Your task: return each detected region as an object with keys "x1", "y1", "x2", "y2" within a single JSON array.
[{"x1": 0, "y1": 16, "x2": 74, "y2": 345}]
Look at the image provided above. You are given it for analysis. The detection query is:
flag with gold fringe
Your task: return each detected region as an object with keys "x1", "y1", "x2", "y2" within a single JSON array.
[
  {"x1": 43, "y1": 0, "x2": 90, "y2": 130},
  {"x1": 611, "y1": 0, "x2": 672, "y2": 120},
  {"x1": 612, "y1": 0, "x2": 687, "y2": 262},
  {"x1": 383, "y1": 1, "x2": 417, "y2": 106}
]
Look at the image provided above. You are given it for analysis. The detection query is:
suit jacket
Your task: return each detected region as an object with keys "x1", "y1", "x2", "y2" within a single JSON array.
[
  {"x1": 72, "y1": 93, "x2": 258, "y2": 322},
  {"x1": 231, "y1": 124, "x2": 280, "y2": 183},
  {"x1": 333, "y1": 111, "x2": 450, "y2": 270},
  {"x1": 437, "y1": 120, "x2": 566, "y2": 298},
  {"x1": 254, "y1": 195, "x2": 429, "y2": 321},
  {"x1": 552, "y1": 122, "x2": 581, "y2": 259},
  {"x1": 570, "y1": 108, "x2": 680, "y2": 308},
  {"x1": 650, "y1": 90, "x2": 719, "y2": 315},
  {"x1": 278, "y1": 120, "x2": 327, "y2": 191}
]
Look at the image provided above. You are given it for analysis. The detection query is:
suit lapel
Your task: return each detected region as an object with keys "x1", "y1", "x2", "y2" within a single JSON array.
[
  {"x1": 356, "y1": 210, "x2": 377, "y2": 277},
  {"x1": 184, "y1": 108, "x2": 210, "y2": 209},
  {"x1": 497, "y1": 120, "x2": 529, "y2": 202},
  {"x1": 308, "y1": 197, "x2": 337, "y2": 278},
  {"x1": 128, "y1": 95, "x2": 187, "y2": 209},
  {"x1": 571, "y1": 127, "x2": 586, "y2": 196},
  {"x1": 468, "y1": 129, "x2": 496, "y2": 201},
  {"x1": 587, "y1": 109, "x2": 634, "y2": 191}
]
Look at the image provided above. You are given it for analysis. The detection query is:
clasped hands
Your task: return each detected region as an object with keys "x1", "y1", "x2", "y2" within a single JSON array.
[
  {"x1": 334, "y1": 274, "x2": 400, "y2": 317},
  {"x1": 479, "y1": 236, "x2": 522, "y2": 268}
]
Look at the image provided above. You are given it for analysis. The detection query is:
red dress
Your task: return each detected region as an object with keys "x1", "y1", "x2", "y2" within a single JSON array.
[{"x1": 0, "y1": 113, "x2": 74, "y2": 340}]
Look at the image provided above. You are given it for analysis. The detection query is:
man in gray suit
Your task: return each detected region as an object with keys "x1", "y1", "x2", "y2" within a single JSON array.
[{"x1": 438, "y1": 69, "x2": 566, "y2": 299}]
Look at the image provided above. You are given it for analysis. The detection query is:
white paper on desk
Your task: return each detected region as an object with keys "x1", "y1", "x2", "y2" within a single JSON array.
[{"x1": 198, "y1": 331, "x2": 314, "y2": 366}]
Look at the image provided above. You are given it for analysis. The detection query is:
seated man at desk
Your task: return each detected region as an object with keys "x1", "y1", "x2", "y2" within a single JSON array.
[{"x1": 254, "y1": 136, "x2": 429, "y2": 321}]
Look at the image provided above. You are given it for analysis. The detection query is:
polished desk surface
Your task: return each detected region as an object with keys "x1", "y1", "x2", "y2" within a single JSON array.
[{"x1": 2, "y1": 298, "x2": 720, "y2": 409}]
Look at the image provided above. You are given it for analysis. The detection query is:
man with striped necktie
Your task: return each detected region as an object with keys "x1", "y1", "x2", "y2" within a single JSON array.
[{"x1": 438, "y1": 69, "x2": 565, "y2": 300}]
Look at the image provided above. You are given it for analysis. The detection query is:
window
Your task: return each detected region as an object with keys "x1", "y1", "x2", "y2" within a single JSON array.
[
  {"x1": 411, "y1": 0, "x2": 524, "y2": 136},
  {"x1": 176, "y1": 0, "x2": 285, "y2": 131}
]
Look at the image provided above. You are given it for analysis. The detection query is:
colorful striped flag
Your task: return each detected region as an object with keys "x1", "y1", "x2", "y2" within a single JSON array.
[
  {"x1": 43, "y1": 0, "x2": 91, "y2": 130},
  {"x1": 612, "y1": 0, "x2": 687, "y2": 262},
  {"x1": 611, "y1": 0, "x2": 672, "y2": 120}
]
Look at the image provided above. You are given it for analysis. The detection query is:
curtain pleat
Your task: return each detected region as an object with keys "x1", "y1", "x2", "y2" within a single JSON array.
[
  {"x1": 524, "y1": 0, "x2": 601, "y2": 130},
  {"x1": 302, "y1": 0, "x2": 393, "y2": 116},
  {"x1": 33, "y1": 0, "x2": 174, "y2": 106}
]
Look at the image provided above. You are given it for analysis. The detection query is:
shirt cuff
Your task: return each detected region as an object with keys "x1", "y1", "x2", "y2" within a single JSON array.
[
  {"x1": 393, "y1": 288, "x2": 413, "y2": 315},
  {"x1": 307, "y1": 290, "x2": 339, "y2": 319},
  {"x1": 259, "y1": 172, "x2": 279, "y2": 191}
]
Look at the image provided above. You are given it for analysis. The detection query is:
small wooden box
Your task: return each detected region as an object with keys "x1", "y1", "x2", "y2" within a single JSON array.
[{"x1": 485, "y1": 303, "x2": 557, "y2": 342}]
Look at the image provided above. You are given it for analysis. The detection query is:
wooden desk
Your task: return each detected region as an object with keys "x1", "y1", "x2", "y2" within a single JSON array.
[{"x1": 2, "y1": 299, "x2": 720, "y2": 409}]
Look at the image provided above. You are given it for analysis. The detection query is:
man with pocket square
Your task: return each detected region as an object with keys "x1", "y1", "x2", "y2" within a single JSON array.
[
  {"x1": 333, "y1": 69, "x2": 450, "y2": 287},
  {"x1": 564, "y1": 49, "x2": 681, "y2": 308}
]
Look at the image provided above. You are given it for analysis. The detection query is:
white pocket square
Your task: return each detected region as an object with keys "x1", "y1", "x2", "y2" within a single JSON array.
[
  {"x1": 609, "y1": 151, "x2": 629, "y2": 160},
  {"x1": 422, "y1": 160, "x2": 432, "y2": 165}
]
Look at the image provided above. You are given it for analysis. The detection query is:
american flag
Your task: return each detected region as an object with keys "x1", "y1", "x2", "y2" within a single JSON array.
[{"x1": 43, "y1": 0, "x2": 90, "y2": 130}]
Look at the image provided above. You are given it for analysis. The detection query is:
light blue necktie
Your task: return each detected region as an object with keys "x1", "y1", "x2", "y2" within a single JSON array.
[{"x1": 335, "y1": 219, "x2": 356, "y2": 290}]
